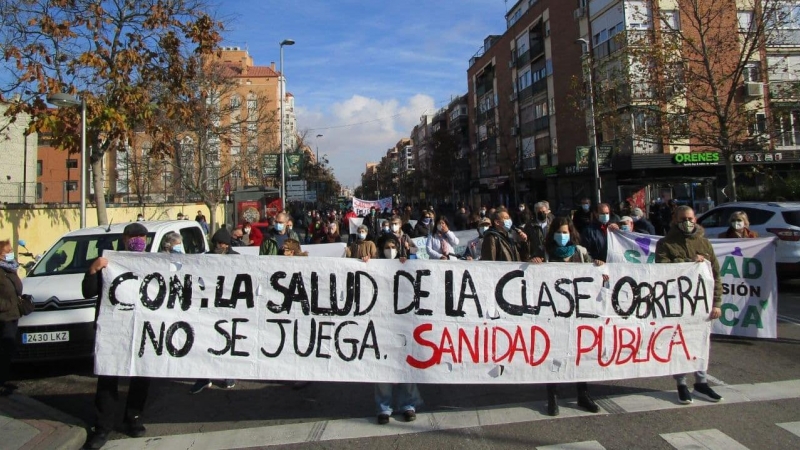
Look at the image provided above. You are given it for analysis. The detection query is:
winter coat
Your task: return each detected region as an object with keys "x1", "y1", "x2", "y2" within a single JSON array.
[
  {"x1": 346, "y1": 240, "x2": 378, "y2": 260},
  {"x1": 260, "y1": 228, "x2": 300, "y2": 255},
  {"x1": 718, "y1": 228, "x2": 758, "y2": 239},
  {"x1": 412, "y1": 220, "x2": 433, "y2": 238},
  {"x1": 581, "y1": 223, "x2": 609, "y2": 262},
  {"x1": 426, "y1": 231, "x2": 459, "y2": 259},
  {"x1": 545, "y1": 245, "x2": 592, "y2": 263},
  {"x1": 481, "y1": 227, "x2": 526, "y2": 262},
  {"x1": 633, "y1": 217, "x2": 656, "y2": 235},
  {"x1": 523, "y1": 218, "x2": 552, "y2": 261},
  {"x1": 655, "y1": 226, "x2": 723, "y2": 308},
  {"x1": 0, "y1": 267, "x2": 22, "y2": 321}
]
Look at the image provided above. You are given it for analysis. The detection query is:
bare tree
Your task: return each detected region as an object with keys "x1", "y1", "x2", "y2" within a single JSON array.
[
  {"x1": 154, "y1": 57, "x2": 279, "y2": 231},
  {"x1": 0, "y1": 0, "x2": 222, "y2": 224},
  {"x1": 590, "y1": 0, "x2": 795, "y2": 201}
]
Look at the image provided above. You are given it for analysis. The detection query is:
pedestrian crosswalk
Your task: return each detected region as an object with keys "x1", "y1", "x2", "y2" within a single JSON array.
[
  {"x1": 536, "y1": 423, "x2": 800, "y2": 450},
  {"x1": 105, "y1": 381, "x2": 800, "y2": 450}
]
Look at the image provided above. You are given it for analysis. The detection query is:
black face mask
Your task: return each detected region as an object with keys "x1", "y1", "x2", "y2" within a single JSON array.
[{"x1": 536, "y1": 211, "x2": 547, "y2": 222}]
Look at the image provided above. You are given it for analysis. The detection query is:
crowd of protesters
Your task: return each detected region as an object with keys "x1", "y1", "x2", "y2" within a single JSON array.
[{"x1": 0, "y1": 196, "x2": 759, "y2": 449}]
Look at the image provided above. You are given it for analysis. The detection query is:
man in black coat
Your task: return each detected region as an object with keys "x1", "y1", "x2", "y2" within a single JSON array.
[{"x1": 81, "y1": 223, "x2": 151, "y2": 449}]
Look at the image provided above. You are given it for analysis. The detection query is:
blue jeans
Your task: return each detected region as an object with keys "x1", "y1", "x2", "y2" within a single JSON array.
[
  {"x1": 374, "y1": 383, "x2": 422, "y2": 415},
  {"x1": 674, "y1": 371, "x2": 707, "y2": 386}
]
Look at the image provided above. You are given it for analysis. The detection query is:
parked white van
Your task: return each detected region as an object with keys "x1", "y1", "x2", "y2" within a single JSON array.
[{"x1": 14, "y1": 220, "x2": 209, "y2": 361}]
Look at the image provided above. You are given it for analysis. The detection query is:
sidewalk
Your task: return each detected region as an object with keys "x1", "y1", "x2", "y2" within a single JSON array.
[{"x1": 0, "y1": 392, "x2": 86, "y2": 450}]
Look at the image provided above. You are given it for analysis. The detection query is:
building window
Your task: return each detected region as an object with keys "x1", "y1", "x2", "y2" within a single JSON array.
[
  {"x1": 37, "y1": 160, "x2": 42, "y2": 176},
  {"x1": 66, "y1": 159, "x2": 78, "y2": 169},
  {"x1": 65, "y1": 181, "x2": 78, "y2": 192},
  {"x1": 36, "y1": 182, "x2": 42, "y2": 200},
  {"x1": 518, "y1": 68, "x2": 532, "y2": 90},
  {"x1": 661, "y1": 10, "x2": 680, "y2": 31},
  {"x1": 230, "y1": 95, "x2": 241, "y2": 109},
  {"x1": 749, "y1": 112, "x2": 767, "y2": 136},
  {"x1": 230, "y1": 145, "x2": 240, "y2": 156},
  {"x1": 738, "y1": 10, "x2": 754, "y2": 32},
  {"x1": 744, "y1": 63, "x2": 762, "y2": 82}
]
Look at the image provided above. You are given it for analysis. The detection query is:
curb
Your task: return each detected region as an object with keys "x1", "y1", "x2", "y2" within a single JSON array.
[{"x1": 0, "y1": 393, "x2": 86, "y2": 450}]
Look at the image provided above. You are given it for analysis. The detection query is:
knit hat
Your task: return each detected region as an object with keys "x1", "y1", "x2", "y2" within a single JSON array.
[{"x1": 211, "y1": 227, "x2": 232, "y2": 245}]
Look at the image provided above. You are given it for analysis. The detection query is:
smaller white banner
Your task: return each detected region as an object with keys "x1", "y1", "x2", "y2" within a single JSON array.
[
  {"x1": 352, "y1": 197, "x2": 392, "y2": 216},
  {"x1": 607, "y1": 231, "x2": 778, "y2": 339}
]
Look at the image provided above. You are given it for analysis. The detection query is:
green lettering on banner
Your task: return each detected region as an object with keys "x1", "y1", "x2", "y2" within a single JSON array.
[
  {"x1": 743, "y1": 258, "x2": 762, "y2": 279},
  {"x1": 720, "y1": 257, "x2": 740, "y2": 278},
  {"x1": 719, "y1": 303, "x2": 739, "y2": 327},
  {"x1": 624, "y1": 250, "x2": 641, "y2": 264},
  {"x1": 741, "y1": 305, "x2": 763, "y2": 328}
]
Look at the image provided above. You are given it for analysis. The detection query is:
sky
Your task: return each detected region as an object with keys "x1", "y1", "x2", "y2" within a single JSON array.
[{"x1": 216, "y1": 0, "x2": 509, "y2": 190}]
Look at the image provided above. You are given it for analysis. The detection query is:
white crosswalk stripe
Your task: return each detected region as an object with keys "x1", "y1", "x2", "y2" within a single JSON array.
[
  {"x1": 537, "y1": 441, "x2": 606, "y2": 450},
  {"x1": 660, "y1": 429, "x2": 749, "y2": 450},
  {"x1": 105, "y1": 379, "x2": 800, "y2": 449},
  {"x1": 777, "y1": 421, "x2": 800, "y2": 437}
]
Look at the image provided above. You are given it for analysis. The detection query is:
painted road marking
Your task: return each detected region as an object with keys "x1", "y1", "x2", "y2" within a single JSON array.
[
  {"x1": 537, "y1": 441, "x2": 606, "y2": 450},
  {"x1": 661, "y1": 429, "x2": 749, "y2": 450},
  {"x1": 104, "y1": 379, "x2": 800, "y2": 450},
  {"x1": 777, "y1": 421, "x2": 800, "y2": 437}
]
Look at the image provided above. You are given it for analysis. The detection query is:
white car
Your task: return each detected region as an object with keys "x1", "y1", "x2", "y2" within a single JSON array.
[
  {"x1": 697, "y1": 201, "x2": 800, "y2": 277},
  {"x1": 15, "y1": 220, "x2": 209, "y2": 362}
]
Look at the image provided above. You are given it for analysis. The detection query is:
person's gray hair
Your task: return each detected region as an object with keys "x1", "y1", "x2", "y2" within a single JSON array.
[
  {"x1": 631, "y1": 207, "x2": 644, "y2": 218},
  {"x1": 162, "y1": 231, "x2": 182, "y2": 251},
  {"x1": 533, "y1": 201, "x2": 548, "y2": 211}
]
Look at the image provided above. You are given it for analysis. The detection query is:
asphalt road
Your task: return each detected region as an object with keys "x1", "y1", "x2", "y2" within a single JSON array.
[{"x1": 9, "y1": 280, "x2": 800, "y2": 449}]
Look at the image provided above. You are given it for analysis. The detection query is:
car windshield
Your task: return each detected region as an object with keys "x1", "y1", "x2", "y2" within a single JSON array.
[{"x1": 27, "y1": 233, "x2": 155, "y2": 277}]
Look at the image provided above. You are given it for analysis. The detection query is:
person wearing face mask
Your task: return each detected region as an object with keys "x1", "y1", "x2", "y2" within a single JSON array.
[
  {"x1": 630, "y1": 207, "x2": 656, "y2": 235},
  {"x1": 81, "y1": 223, "x2": 153, "y2": 449},
  {"x1": 572, "y1": 197, "x2": 593, "y2": 234},
  {"x1": 230, "y1": 227, "x2": 246, "y2": 247},
  {"x1": 241, "y1": 221, "x2": 263, "y2": 247},
  {"x1": 617, "y1": 216, "x2": 635, "y2": 233},
  {"x1": 346, "y1": 224, "x2": 377, "y2": 261},
  {"x1": 580, "y1": 203, "x2": 620, "y2": 263},
  {"x1": 524, "y1": 202, "x2": 552, "y2": 263},
  {"x1": 313, "y1": 220, "x2": 342, "y2": 244},
  {"x1": 0, "y1": 239, "x2": 23, "y2": 397},
  {"x1": 514, "y1": 202, "x2": 532, "y2": 227},
  {"x1": 481, "y1": 208, "x2": 528, "y2": 261},
  {"x1": 478, "y1": 205, "x2": 488, "y2": 218},
  {"x1": 427, "y1": 217, "x2": 460, "y2": 260},
  {"x1": 385, "y1": 216, "x2": 418, "y2": 259},
  {"x1": 260, "y1": 213, "x2": 300, "y2": 255},
  {"x1": 375, "y1": 219, "x2": 394, "y2": 250},
  {"x1": 461, "y1": 217, "x2": 491, "y2": 260},
  {"x1": 160, "y1": 232, "x2": 184, "y2": 254},
  {"x1": 532, "y1": 217, "x2": 602, "y2": 416},
  {"x1": 719, "y1": 211, "x2": 758, "y2": 238},
  {"x1": 656, "y1": 205, "x2": 723, "y2": 405},
  {"x1": 413, "y1": 212, "x2": 434, "y2": 238}
]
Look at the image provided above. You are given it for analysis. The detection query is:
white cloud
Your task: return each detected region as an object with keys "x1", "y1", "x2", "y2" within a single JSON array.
[{"x1": 297, "y1": 94, "x2": 435, "y2": 190}]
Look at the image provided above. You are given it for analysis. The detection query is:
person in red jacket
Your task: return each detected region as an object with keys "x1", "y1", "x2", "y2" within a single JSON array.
[{"x1": 242, "y1": 222, "x2": 263, "y2": 247}]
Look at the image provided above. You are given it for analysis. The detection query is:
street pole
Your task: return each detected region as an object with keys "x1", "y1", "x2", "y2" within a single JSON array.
[
  {"x1": 577, "y1": 38, "x2": 601, "y2": 206},
  {"x1": 47, "y1": 93, "x2": 87, "y2": 228},
  {"x1": 315, "y1": 134, "x2": 323, "y2": 205},
  {"x1": 279, "y1": 39, "x2": 295, "y2": 212}
]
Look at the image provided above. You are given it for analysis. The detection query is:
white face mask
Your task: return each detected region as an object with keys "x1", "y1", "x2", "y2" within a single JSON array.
[
  {"x1": 358, "y1": 232, "x2": 367, "y2": 240},
  {"x1": 384, "y1": 248, "x2": 398, "y2": 259},
  {"x1": 437, "y1": 224, "x2": 444, "y2": 232},
  {"x1": 391, "y1": 224, "x2": 400, "y2": 232},
  {"x1": 732, "y1": 220, "x2": 744, "y2": 230}
]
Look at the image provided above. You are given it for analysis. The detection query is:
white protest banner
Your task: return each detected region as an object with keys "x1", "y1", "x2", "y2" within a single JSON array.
[
  {"x1": 412, "y1": 230, "x2": 477, "y2": 260},
  {"x1": 96, "y1": 252, "x2": 712, "y2": 383},
  {"x1": 607, "y1": 231, "x2": 778, "y2": 338},
  {"x1": 352, "y1": 197, "x2": 392, "y2": 216},
  {"x1": 348, "y1": 217, "x2": 363, "y2": 235},
  {"x1": 305, "y1": 242, "x2": 346, "y2": 258}
]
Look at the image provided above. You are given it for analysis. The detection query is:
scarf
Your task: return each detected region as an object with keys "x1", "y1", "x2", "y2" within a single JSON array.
[
  {"x1": 552, "y1": 244, "x2": 577, "y2": 260},
  {"x1": 722, "y1": 228, "x2": 756, "y2": 239},
  {"x1": 0, "y1": 260, "x2": 19, "y2": 272}
]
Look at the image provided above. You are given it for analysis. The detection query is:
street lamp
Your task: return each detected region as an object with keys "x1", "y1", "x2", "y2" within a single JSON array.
[
  {"x1": 47, "y1": 93, "x2": 87, "y2": 228},
  {"x1": 279, "y1": 38, "x2": 295, "y2": 211},
  {"x1": 576, "y1": 38, "x2": 602, "y2": 207}
]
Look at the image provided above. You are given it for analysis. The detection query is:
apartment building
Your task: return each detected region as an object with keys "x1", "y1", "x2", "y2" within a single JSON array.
[
  {"x1": 0, "y1": 104, "x2": 37, "y2": 203},
  {"x1": 467, "y1": 0, "x2": 587, "y2": 210},
  {"x1": 580, "y1": 0, "x2": 800, "y2": 210},
  {"x1": 110, "y1": 46, "x2": 283, "y2": 203}
]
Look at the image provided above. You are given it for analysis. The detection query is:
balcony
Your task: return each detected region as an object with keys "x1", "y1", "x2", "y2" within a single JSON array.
[
  {"x1": 533, "y1": 116, "x2": 550, "y2": 132},
  {"x1": 771, "y1": 29, "x2": 800, "y2": 47},
  {"x1": 516, "y1": 49, "x2": 530, "y2": 68},
  {"x1": 476, "y1": 79, "x2": 494, "y2": 97},
  {"x1": 530, "y1": 41, "x2": 545, "y2": 61},
  {"x1": 769, "y1": 81, "x2": 800, "y2": 102},
  {"x1": 532, "y1": 78, "x2": 548, "y2": 95}
]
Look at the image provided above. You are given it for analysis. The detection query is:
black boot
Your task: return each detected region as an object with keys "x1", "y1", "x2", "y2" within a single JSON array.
[
  {"x1": 546, "y1": 384, "x2": 559, "y2": 416},
  {"x1": 576, "y1": 382, "x2": 600, "y2": 413}
]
